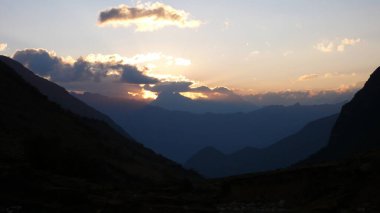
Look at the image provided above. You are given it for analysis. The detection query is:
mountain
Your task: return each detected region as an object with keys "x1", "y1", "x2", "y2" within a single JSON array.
[
  {"x1": 116, "y1": 103, "x2": 342, "y2": 163},
  {"x1": 186, "y1": 114, "x2": 338, "y2": 177},
  {"x1": 72, "y1": 92, "x2": 148, "y2": 127},
  {"x1": 0, "y1": 55, "x2": 127, "y2": 136},
  {"x1": 0, "y1": 59, "x2": 207, "y2": 211},
  {"x1": 214, "y1": 67, "x2": 380, "y2": 212},
  {"x1": 302, "y1": 66, "x2": 380, "y2": 164},
  {"x1": 151, "y1": 91, "x2": 259, "y2": 113}
]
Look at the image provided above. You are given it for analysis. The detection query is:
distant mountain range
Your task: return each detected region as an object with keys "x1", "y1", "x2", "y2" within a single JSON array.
[
  {"x1": 151, "y1": 91, "x2": 259, "y2": 113},
  {"x1": 74, "y1": 92, "x2": 343, "y2": 163},
  {"x1": 185, "y1": 114, "x2": 338, "y2": 177}
]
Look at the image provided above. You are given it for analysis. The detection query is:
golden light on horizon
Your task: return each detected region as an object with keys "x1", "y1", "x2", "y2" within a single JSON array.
[
  {"x1": 180, "y1": 92, "x2": 208, "y2": 100},
  {"x1": 142, "y1": 89, "x2": 158, "y2": 99}
]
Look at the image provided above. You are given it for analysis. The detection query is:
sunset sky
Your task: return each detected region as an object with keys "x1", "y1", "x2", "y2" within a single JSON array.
[{"x1": 1, "y1": 0, "x2": 379, "y2": 101}]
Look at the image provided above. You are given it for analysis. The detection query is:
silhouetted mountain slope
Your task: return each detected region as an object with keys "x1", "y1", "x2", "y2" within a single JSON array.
[
  {"x1": 186, "y1": 114, "x2": 338, "y2": 177},
  {"x1": 0, "y1": 60, "x2": 210, "y2": 211},
  {"x1": 303, "y1": 67, "x2": 380, "y2": 164},
  {"x1": 0, "y1": 55, "x2": 127, "y2": 136},
  {"x1": 151, "y1": 91, "x2": 258, "y2": 113},
  {"x1": 213, "y1": 67, "x2": 380, "y2": 211},
  {"x1": 72, "y1": 92, "x2": 149, "y2": 127}
]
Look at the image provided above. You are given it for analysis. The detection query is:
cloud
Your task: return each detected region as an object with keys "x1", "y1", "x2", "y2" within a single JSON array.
[
  {"x1": 337, "y1": 38, "x2": 361, "y2": 52},
  {"x1": 98, "y1": 2, "x2": 201, "y2": 31},
  {"x1": 250, "y1": 50, "x2": 260, "y2": 55},
  {"x1": 84, "y1": 53, "x2": 191, "y2": 67},
  {"x1": 0, "y1": 43, "x2": 7, "y2": 51},
  {"x1": 298, "y1": 74, "x2": 320, "y2": 81},
  {"x1": 283, "y1": 51, "x2": 294, "y2": 57},
  {"x1": 297, "y1": 72, "x2": 358, "y2": 82},
  {"x1": 314, "y1": 38, "x2": 361, "y2": 53},
  {"x1": 143, "y1": 80, "x2": 239, "y2": 101},
  {"x1": 145, "y1": 81, "x2": 193, "y2": 93},
  {"x1": 120, "y1": 65, "x2": 159, "y2": 84},
  {"x1": 314, "y1": 41, "x2": 334, "y2": 53},
  {"x1": 13, "y1": 49, "x2": 158, "y2": 83},
  {"x1": 243, "y1": 87, "x2": 360, "y2": 106}
]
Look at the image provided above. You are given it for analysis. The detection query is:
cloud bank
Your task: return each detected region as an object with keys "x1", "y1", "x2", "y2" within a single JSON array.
[
  {"x1": 13, "y1": 49, "x2": 158, "y2": 83},
  {"x1": 314, "y1": 38, "x2": 361, "y2": 53},
  {"x1": 243, "y1": 88, "x2": 360, "y2": 106},
  {"x1": 12, "y1": 48, "x2": 360, "y2": 105},
  {"x1": 98, "y1": 2, "x2": 201, "y2": 31}
]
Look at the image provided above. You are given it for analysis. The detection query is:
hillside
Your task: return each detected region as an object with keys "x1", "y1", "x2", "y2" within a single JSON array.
[
  {"x1": 0, "y1": 56, "x2": 127, "y2": 136},
  {"x1": 303, "y1": 66, "x2": 380, "y2": 164},
  {"x1": 0, "y1": 59, "x2": 210, "y2": 212},
  {"x1": 186, "y1": 114, "x2": 338, "y2": 177}
]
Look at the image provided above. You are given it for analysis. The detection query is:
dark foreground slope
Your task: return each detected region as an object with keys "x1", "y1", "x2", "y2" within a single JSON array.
[
  {"x1": 303, "y1": 67, "x2": 380, "y2": 164},
  {"x1": 186, "y1": 114, "x2": 338, "y2": 177},
  {"x1": 214, "y1": 151, "x2": 380, "y2": 212},
  {"x1": 0, "y1": 59, "x2": 215, "y2": 212},
  {"x1": 0, "y1": 56, "x2": 127, "y2": 136}
]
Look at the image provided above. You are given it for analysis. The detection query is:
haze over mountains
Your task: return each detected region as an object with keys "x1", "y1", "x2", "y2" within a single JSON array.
[
  {"x1": 74, "y1": 91, "x2": 343, "y2": 163},
  {"x1": 186, "y1": 114, "x2": 338, "y2": 177}
]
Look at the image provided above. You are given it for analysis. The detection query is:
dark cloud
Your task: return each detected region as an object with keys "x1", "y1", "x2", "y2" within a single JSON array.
[
  {"x1": 120, "y1": 65, "x2": 159, "y2": 84},
  {"x1": 99, "y1": 4, "x2": 181, "y2": 23},
  {"x1": 145, "y1": 81, "x2": 193, "y2": 93},
  {"x1": 98, "y1": 3, "x2": 201, "y2": 31},
  {"x1": 13, "y1": 49, "x2": 158, "y2": 84},
  {"x1": 213, "y1": 87, "x2": 234, "y2": 95},
  {"x1": 192, "y1": 86, "x2": 212, "y2": 93}
]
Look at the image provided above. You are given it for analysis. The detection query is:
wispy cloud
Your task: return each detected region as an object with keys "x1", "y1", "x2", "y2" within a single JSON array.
[
  {"x1": 98, "y1": 2, "x2": 201, "y2": 31},
  {"x1": 283, "y1": 51, "x2": 294, "y2": 57},
  {"x1": 298, "y1": 72, "x2": 357, "y2": 81},
  {"x1": 85, "y1": 53, "x2": 191, "y2": 67},
  {"x1": 314, "y1": 38, "x2": 361, "y2": 53},
  {"x1": 314, "y1": 41, "x2": 335, "y2": 53},
  {"x1": 298, "y1": 74, "x2": 320, "y2": 81},
  {"x1": 0, "y1": 42, "x2": 7, "y2": 51},
  {"x1": 337, "y1": 38, "x2": 361, "y2": 52}
]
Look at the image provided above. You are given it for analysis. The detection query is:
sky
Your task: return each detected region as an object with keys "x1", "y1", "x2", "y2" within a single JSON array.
[{"x1": 1, "y1": 0, "x2": 380, "y2": 102}]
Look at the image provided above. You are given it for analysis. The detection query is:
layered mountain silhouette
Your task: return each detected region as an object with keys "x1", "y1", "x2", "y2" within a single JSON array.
[
  {"x1": 186, "y1": 114, "x2": 338, "y2": 177},
  {"x1": 0, "y1": 58, "x2": 204, "y2": 211},
  {"x1": 215, "y1": 66, "x2": 380, "y2": 211},
  {"x1": 302, "y1": 66, "x2": 380, "y2": 164},
  {"x1": 74, "y1": 92, "x2": 343, "y2": 162},
  {"x1": 2, "y1": 55, "x2": 380, "y2": 211}
]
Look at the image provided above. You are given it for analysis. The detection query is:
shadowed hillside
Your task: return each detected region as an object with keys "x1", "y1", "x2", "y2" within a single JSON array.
[
  {"x1": 302, "y1": 66, "x2": 380, "y2": 164},
  {"x1": 186, "y1": 114, "x2": 338, "y2": 177},
  {"x1": 0, "y1": 56, "x2": 127, "y2": 136},
  {"x1": 0, "y1": 58, "x2": 215, "y2": 212},
  {"x1": 213, "y1": 66, "x2": 380, "y2": 212}
]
